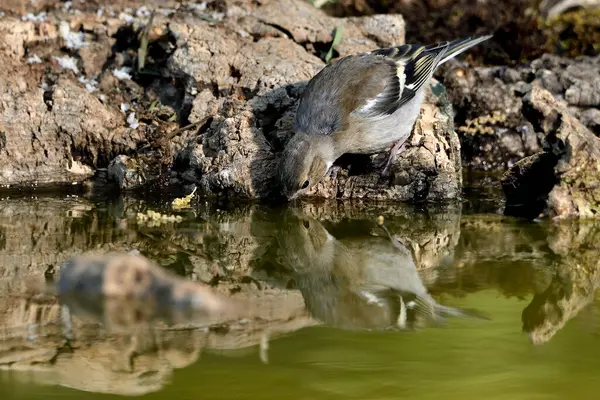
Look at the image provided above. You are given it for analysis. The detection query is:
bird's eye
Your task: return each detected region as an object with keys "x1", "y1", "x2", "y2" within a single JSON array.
[{"x1": 301, "y1": 180, "x2": 310, "y2": 189}]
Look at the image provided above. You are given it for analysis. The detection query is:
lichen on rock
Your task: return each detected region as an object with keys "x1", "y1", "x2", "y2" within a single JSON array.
[{"x1": 443, "y1": 54, "x2": 600, "y2": 172}]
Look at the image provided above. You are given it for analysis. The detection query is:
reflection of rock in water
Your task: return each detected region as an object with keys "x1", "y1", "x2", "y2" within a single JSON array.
[
  {"x1": 0, "y1": 286, "x2": 316, "y2": 395},
  {"x1": 522, "y1": 221, "x2": 600, "y2": 345},
  {"x1": 0, "y1": 304, "x2": 206, "y2": 396},
  {"x1": 275, "y1": 210, "x2": 487, "y2": 331},
  {"x1": 429, "y1": 215, "x2": 555, "y2": 299},
  {"x1": 56, "y1": 251, "x2": 230, "y2": 326},
  {"x1": 293, "y1": 201, "x2": 462, "y2": 273},
  {"x1": 0, "y1": 250, "x2": 317, "y2": 395}
]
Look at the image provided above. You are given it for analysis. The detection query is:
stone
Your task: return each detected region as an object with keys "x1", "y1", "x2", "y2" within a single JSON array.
[
  {"x1": 502, "y1": 86, "x2": 600, "y2": 220},
  {"x1": 443, "y1": 54, "x2": 600, "y2": 171},
  {"x1": 0, "y1": 0, "x2": 465, "y2": 202}
]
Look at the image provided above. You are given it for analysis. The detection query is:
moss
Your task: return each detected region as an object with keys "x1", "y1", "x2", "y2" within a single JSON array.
[
  {"x1": 542, "y1": 9, "x2": 600, "y2": 58},
  {"x1": 458, "y1": 111, "x2": 509, "y2": 136}
]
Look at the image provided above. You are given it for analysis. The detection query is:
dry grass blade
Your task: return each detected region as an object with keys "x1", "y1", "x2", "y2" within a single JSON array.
[{"x1": 138, "y1": 10, "x2": 156, "y2": 71}]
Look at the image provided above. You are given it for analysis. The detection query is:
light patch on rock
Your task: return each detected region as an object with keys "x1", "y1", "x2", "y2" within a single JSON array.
[
  {"x1": 21, "y1": 12, "x2": 47, "y2": 22},
  {"x1": 54, "y1": 56, "x2": 79, "y2": 74},
  {"x1": 66, "y1": 160, "x2": 93, "y2": 175},
  {"x1": 127, "y1": 112, "x2": 139, "y2": 129},
  {"x1": 78, "y1": 76, "x2": 98, "y2": 93},
  {"x1": 119, "y1": 12, "x2": 135, "y2": 23},
  {"x1": 120, "y1": 103, "x2": 131, "y2": 113},
  {"x1": 27, "y1": 55, "x2": 42, "y2": 64},
  {"x1": 112, "y1": 67, "x2": 132, "y2": 80},
  {"x1": 59, "y1": 20, "x2": 87, "y2": 50},
  {"x1": 136, "y1": 6, "x2": 152, "y2": 18},
  {"x1": 96, "y1": 9, "x2": 104, "y2": 18},
  {"x1": 156, "y1": 8, "x2": 175, "y2": 16},
  {"x1": 218, "y1": 169, "x2": 231, "y2": 183},
  {"x1": 62, "y1": 1, "x2": 72, "y2": 11},
  {"x1": 188, "y1": 2, "x2": 207, "y2": 11}
]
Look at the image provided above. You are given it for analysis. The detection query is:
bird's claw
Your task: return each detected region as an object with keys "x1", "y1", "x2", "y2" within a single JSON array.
[
  {"x1": 327, "y1": 165, "x2": 343, "y2": 181},
  {"x1": 380, "y1": 141, "x2": 406, "y2": 178}
]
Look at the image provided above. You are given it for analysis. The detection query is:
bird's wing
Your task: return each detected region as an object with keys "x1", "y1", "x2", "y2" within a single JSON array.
[
  {"x1": 294, "y1": 36, "x2": 492, "y2": 135},
  {"x1": 355, "y1": 35, "x2": 493, "y2": 119}
]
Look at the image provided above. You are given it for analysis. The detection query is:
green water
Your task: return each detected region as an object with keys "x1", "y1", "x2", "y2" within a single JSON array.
[{"x1": 1, "y1": 195, "x2": 599, "y2": 400}]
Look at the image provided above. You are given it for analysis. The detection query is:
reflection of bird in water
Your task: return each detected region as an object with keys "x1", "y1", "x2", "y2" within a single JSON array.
[{"x1": 276, "y1": 211, "x2": 487, "y2": 331}]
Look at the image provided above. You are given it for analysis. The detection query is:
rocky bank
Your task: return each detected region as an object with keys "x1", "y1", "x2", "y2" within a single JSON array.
[{"x1": 0, "y1": 0, "x2": 464, "y2": 202}]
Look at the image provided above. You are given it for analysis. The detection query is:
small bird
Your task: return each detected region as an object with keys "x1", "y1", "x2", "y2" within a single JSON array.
[
  {"x1": 275, "y1": 210, "x2": 487, "y2": 330},
  {"x1": 278, "y1": 35, "x2": 493, "y2": 199}
]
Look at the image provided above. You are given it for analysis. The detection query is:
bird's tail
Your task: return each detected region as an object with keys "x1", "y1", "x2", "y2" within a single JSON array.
[
  {"x1": 432, "y1": 34, "x2": 494, "y2": 66},
  {"x1": 410, "y1": 294, "x2": 491, "y2": 323}
]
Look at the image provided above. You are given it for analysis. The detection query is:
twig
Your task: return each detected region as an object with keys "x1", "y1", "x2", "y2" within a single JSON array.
[
  {"x1": 137, "y1": 116, "x2": 211, "y2": 152},
  {"x1": 376, "y1": 215, "x2": 405, "y2": 253}
]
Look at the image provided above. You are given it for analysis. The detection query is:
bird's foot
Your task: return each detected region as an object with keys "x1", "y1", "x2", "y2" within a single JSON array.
[
  {"x1": 380, "y1": 141, "x2": 407, "y2": 178},
  {"x1": 397, "y1": 295, "x2": 407, "y2": 329},
  {"x1": 327, "y1": 165, "x2": 343, "y2": 181}
]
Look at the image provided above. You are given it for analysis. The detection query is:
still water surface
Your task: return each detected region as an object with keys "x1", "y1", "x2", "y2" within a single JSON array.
[{"x1": 0, "y1": 195, "x2": 599, "y2": 399}]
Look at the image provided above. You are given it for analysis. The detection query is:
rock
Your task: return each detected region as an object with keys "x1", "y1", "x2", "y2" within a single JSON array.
[
  {"x1": 579, "y1": 108, "x2": 600, "y2": 136},
  {"x1": 169, "y1": 0, "x2": 457, "y2": 201},
  {"x1": 57, "y1": 251, "x2": 230, "y2": 315},
  {"x1": 502, "y1": 86, "x2": 600, "y2": 220},
  {"x1": 107, "y1": 154, "x2": 162, "y2": 190},
  {"x1": 0, "y1": 0, "x2": 463, "y2": 201},
  {"x1": 443, "y1": 54, "x2": 600, "y2": 171},
  {"x1": 79, "y1": 41, "x2": 113, "y2": 78}
]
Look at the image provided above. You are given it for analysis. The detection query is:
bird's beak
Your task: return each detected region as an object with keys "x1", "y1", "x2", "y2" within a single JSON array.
[
  {"x1": 283, "y1": 188, "x2": 300, "y2": 201},
  {"x1": 287, "y1": 193, "x2": 300, "y2": 202}
]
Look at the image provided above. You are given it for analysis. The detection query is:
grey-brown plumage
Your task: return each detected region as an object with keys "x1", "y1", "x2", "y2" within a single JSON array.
[
  {"x1": 279, "y1": 35, "x2": 493, "y2": 199},
  {"x1": 275, "y1": 211, "x2": 488, "y2": 330}
]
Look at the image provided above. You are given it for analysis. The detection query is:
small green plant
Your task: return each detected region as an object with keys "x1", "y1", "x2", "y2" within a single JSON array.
[{"x1": 325, "y1": 25, "x2": 343, "y2": 63}]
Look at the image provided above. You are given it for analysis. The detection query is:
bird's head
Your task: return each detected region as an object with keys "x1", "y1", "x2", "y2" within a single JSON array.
[{"x1": 278, "y1": 133, "x2": 332, "y2": 200}]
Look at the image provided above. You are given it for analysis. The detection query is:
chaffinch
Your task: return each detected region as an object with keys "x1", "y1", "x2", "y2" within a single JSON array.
[
  {"x1": 275, "y1": 211, "x2": 487, "y2": 329},
  {"x1": 278, "y1": 35, "x2": 493, "y2": 199}
]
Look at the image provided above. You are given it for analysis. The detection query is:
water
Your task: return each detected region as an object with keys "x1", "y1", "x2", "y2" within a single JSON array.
[{"x1": 1, "y1": 195, "x2": 600, "y2": 399}]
